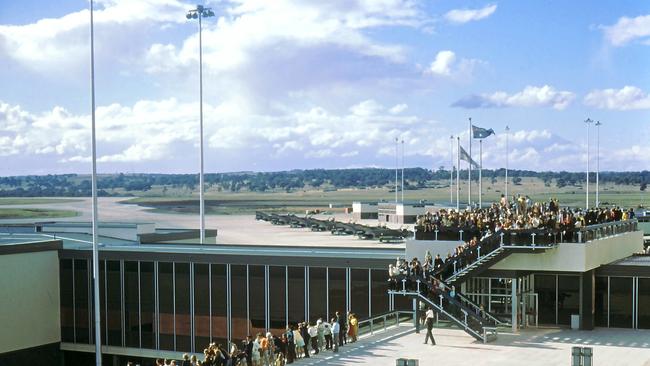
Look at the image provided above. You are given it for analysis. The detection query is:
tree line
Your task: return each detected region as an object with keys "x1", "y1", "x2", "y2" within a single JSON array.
[{"x1": 0, "y1": 169, "x2": 648, "y2": 197}]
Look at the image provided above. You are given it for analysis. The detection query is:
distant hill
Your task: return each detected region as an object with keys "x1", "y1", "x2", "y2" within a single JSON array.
[{"x1": 0, "y1": 168, "x2": 648, "y2": 197}]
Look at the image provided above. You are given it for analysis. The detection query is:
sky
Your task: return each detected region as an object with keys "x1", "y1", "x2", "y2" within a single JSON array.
[{"x1": 0, "y1": 0, "x2": 649, "y2": 176}]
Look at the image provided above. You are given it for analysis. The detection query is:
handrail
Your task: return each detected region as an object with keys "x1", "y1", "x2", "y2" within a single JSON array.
[
  {"x1": 356, "y1": 310, "x2": 415, "y2": 337},
  {"x1": 416, "y1": 219, "x2": 638, "y2": 243},
  {"x1": 392, "y1": 290, "x2": 487, "y2": 342}
]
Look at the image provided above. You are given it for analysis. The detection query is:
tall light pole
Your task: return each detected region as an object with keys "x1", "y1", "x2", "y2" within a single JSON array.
[
  {"x1": 450, "y1": 135, "x2": 454, "y2": 205},
  {"x1": 596, "y1": 121, "x2": 602, "y2": 207},
  {"x1": 401, "y1": 139, "x2": 405, "y2": 203},
  {"x1": 186, "y1": 5, "x2": 214, "y2": 243},
  {"x1": 585, "y1": 118, "x2": 593, "y2": 209},
  {"x1": 89, "y1": 1, "x2": 102, "y2": 364},
  {"x1": 505, "y1": 125, "x2": 510, "y2": 200}
]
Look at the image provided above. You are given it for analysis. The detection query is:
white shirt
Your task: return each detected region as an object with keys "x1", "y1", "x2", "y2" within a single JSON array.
[
  {"x1": 425, "y1": 309, "x2": 434, "y2": 319},
  {"x1": 308, "y1": 326, "x2": 318, "y2": 337},
  {"x1": 332, "y1": 321, "x2": 340, "y2": 334}
]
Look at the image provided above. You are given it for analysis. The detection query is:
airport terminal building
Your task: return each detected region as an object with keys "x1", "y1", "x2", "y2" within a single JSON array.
[{"x1": 1, "y1": 214, "x2": 649, "y2": 366}]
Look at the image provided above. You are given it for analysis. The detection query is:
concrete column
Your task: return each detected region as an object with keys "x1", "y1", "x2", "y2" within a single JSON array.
[
  {"x1": 580, "y1": 270, "x2": 595, "y2": 330},
  {"x1": 511, "y1": 278, "x2": 518, "y2": 333}
]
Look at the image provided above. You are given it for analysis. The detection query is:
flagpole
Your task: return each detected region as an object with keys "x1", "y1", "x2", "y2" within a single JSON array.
[
  {"x1": 479, "y1": 139, "x2": 483, "y2": 208},
  {"x1": 394, "y1": 137, "x2": 398, "y2": 203},
  {"x1": 401, "y1": 139, "x2": 405, "y2": 203},
  {"x1": 468, "y1": 118, "x2": 472, "y2": 208},
  {"x1": 596, "y1": 121, "x2": 601, "y2": 207},
  {"x1": 585, "y1": 118, "x2": 592, "y2": 209},
  {"x1": 457, "y1": 136, "x2": 460, "y2": 211},
  {"x1": 450, "y1": 135, "x2": 454, "y2": 205},
  {"x1": 505, "y1": 126, "x2": 509, "y2": 200}
]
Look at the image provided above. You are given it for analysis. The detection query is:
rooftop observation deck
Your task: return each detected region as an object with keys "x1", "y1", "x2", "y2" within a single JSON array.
[{"x1": 409, "y1": 220, "x2": 643, "y2": 275}]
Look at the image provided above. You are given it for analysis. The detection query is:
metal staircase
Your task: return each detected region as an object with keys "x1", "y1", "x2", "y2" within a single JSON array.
[{"x1": 389, "y1": 288, "x2": 498, "y2": 343}]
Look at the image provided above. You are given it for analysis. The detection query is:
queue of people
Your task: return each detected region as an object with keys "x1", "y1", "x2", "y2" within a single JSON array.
[{"x1": 152, "y1": 312, "x2": 360, "y2": 366}]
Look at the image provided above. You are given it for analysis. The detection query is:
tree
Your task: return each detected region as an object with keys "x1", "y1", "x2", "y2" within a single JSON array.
[{"x1": 641, "y1": 182, "x2": 647, "y2": 192}]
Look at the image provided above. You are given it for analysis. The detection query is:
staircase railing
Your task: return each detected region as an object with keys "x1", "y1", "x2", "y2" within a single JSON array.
[{"x1": 389, "y1": 289, "x2": 497, "y2": 343}]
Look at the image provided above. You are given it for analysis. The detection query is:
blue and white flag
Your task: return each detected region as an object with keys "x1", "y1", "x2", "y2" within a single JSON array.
[{"x1": 472, "y1": 125, "x2": 495, "y2": 139}]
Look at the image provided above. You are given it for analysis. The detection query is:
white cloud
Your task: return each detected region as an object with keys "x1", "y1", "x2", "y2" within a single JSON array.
[
  {"x1": 428, "y1": 50, "x2": 456, "y2": 76},
  {"x1": 602, "y1": 14, "x2": 650, "y2": 46},
  {"x1": 452, "y1": 85, "x2": 575, "y2": 110},
  {"x1": 584, "y1": 86, "x2": 650, "y2": 110},
  {"x1": 0, "y1": 0, "x2": 191, "y2": 72},
  {"x1": 445, "y1": 4, "x2": 497, "y2": 24},
  {"x1": 145, "y1": 0, "x2": 426, "y2": 74},
  {"x1": 389, "y1": 104, "x2": 408, "y2": 114},
  {"x1": 425, "y1": 50, "x2": 483, "y2": 79}
]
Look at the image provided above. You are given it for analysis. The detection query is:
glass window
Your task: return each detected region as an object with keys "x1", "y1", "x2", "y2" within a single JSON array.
[
  {"x1": 557, "y1": 275, "x2": 580, "y2": 326},
  {"x1": 370, "y1": 269, "x2": 389, "y2": 317},
  {"x1": 609, "y1": 277, "x2": 633, "y2": 328},
  {"x1": 350, "y1": 269, "x2": 369, "y2": 320},
  {"x1": 287, "y1": 267, "x2": 305, "y2": 326},
  {"x1": 98, "y1": 260, "x2": 105, "y2": 346},
  {"x1": 60, "y1": 259, "x2": 74, "y2": 343},
  {"x1": 140, "y1": 262, "x2": 155, "y2": 349},
  {"x1": 328, "y1": 268, "x2": 346, "y2": 322},
  {"x1": 194, "y1": 263, "x2": 210, "y2": 352},
  {"x1": 211, "y1": 264, "x2": 227, "y2": 345},
  {"x1": 638, "y1": 278, "x2": 650, "y2": 329},
  {"x1": 106, "y1": 260, "x2": 122, "y2": 347},
  {"x1": 158, "y1": 262, "x2": 174, "y2": 350},
  {"x1": 249, "y1": 266, "x2": 266, "y2": 337},
  {"x1": 74, "y1": 259, "x2": 90, "y2": 344},
  {"x1": 175, "y1": 263, "x2": 191, "y2": 352},
  {"x1": 124, "y1": 261, "x2": 139, "y2": 348},
  {"x1": 534, "y1": 275, "x2": 556, "y2": 325},
  {"x1": 230, "y1": 265, "x2": 248, "y2": 342},
  {"x1": 595, "y1": 276, "x2": 608, "y2": 327},
  {"x1": 308, "y1": 267, "x2": 326, "y2": 323},
  {"x1": 269, "y1": 266, "x2": 286, "y2": 334}
]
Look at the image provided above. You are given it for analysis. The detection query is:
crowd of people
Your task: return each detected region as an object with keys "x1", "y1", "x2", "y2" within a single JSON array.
[
  {"x1": 416, "y1": 195, "x2": 635, "y2": 237},
  {"x1": 148, "y1": 312, "x2": 360, "y2": 366}
]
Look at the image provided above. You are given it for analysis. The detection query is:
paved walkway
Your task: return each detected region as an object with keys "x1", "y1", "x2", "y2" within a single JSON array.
[{"x1": 292, "y1": 325, "x2": 650, "y2": 366}]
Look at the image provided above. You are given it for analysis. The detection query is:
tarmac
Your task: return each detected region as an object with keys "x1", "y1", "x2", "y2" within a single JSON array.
[{"x1": 296, "y1": 324, "x2": 650, "y2": 366}]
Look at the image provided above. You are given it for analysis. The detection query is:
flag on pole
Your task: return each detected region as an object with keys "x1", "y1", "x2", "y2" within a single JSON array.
[
  {"x1": 472, "y1": 125, "x2": 495, "y2": 139},
  {"x1": 459, "y1": 145, "x2": 479, "y2": 169}
]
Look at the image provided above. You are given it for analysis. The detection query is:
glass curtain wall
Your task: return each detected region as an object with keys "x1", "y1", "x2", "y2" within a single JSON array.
[
  {"x1": 371, "y1": 269, "x2": 389, "y2": 316},
  {"x1": 328, "y1": 268, "x2": 346, "y2": 322},
  {"x1": 269, "y1": 266, "x2": 286, "y2": 333},
  {"x1": 158, "y1": 262, "x2": 174, "y2": 350},
  {"x1": 74, "y1": 259, "x2": 90, "y2": 344},
  {"x1": 595, "y1": 276, "x2": 608, "y2": 327},
  {"x1": 287, "y1": 267, "x2": 306, "y2": 326},
  {"x1": 124, "y1": 261, "x2": 140, "y2": 348},
  {"x1": 249, "y1": 266, "x2": 266, "y2": 336},
  {"x1": 308, "y1": 267, "x2": 327, "y2": 323},
  {"x1": 638, "y1": 278, "x2": 650, "y2": 329},
  {"x1": 194, "y1": 263, "x2": 210, "y2": 352},
  {"x1": 60, "y1": 259, "x2": 74, "y2": 342},
  {"x1": 350, "y1": 269, "x2": 369, "y2": 320},
  {"x1": 175, "y1": 263, "x2": 191, "y2": 351},
  {"x1": 210, "y1": 264, "x2": 228, "y2": 345},
  {"x1": 230, "y1": 265, "x2": 248, "y2": 342},
  {"x1": 609, "y1": 277, "x2": 633, "y2": 328},
  {"x1": 140, "y1": 262, "x2": 155, "y2": 349}
]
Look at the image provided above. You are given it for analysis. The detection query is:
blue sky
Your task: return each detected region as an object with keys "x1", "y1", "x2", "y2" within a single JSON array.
[{"x1": 0, "y1": 0, "x2": 649, "y2": 175}]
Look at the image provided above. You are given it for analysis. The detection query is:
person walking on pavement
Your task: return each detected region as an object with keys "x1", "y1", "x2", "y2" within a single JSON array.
[
  {"x1": 424, "y1": 307, "x2": 436, "y2": 345},
  {"x1": 331, "y1": 318, "x2": 340, "y2": 353}
]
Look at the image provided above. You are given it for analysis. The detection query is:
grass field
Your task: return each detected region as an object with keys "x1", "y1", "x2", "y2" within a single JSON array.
[
  {"x1": 0, "y1": 208, "x2": 79, "y2": 219},
  {"x1": 0, "y1": 198, "x2": 82, "y2": 205},
  {"x1": 121, "y1": 177, "x2": 649, "y2": 215}
]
